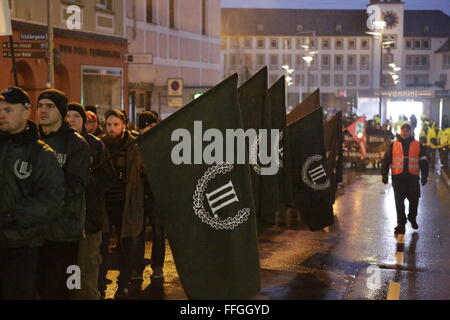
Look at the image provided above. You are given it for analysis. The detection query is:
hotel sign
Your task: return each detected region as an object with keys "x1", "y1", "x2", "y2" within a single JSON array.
[{"x1": 375, "y1": 89, "x2": 435, "y2": 98}]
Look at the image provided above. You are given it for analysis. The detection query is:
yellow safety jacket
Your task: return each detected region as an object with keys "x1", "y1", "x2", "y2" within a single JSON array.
[
  {"x1": 427, "y1": 127, "x2": 440, "y2": 149},
  {"x1": 439, "y1": 128, "x2": 450, "y2": 148},
  {"x1": 419, "y1": 128, "x2": 428, "y2": 146}
]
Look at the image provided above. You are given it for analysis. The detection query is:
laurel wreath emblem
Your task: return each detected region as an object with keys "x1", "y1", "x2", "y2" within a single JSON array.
[
  {"x1": 250, "y1": 132, "x2": 283, "y2": 175},
  {"x1": 192, "y1": 163, "x2": 250, "y2": 230},
  {"x1": 301, "y1": 154, "x2": 330, "y2": 191}
]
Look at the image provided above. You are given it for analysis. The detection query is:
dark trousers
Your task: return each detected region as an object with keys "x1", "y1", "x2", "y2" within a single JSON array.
[
  {"x1": 392, "y1": 178, "x2": 420, "y2": 226},
  {"x1": 99, "y1": 201, "x2": 140, "y2": 291},
  {"x1": 37, "y1": 241, "x2": 80, "y2": 300},
  {"x1": 0, "y1": 246, "x2": 38, "y2": 300},
  {"x1": 440, "y1": 147, "x2": 449, "y2": 168}
]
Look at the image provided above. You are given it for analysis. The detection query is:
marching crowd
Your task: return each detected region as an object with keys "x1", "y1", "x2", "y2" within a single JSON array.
[{"x1": 0, "y1": 86, "x2": 164, "y2": 300}]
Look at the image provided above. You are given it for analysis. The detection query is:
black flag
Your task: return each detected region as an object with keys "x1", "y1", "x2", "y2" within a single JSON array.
[
  {"x1": 287, "y1": 107, "x2": 334, "y2": 231},
  {"x1": 238, "y1": 67, "x2": 278, "y2": 230}
]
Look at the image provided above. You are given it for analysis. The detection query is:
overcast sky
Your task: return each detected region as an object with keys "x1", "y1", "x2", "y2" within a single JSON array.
[{"x1": 221, "y1": 0, "x2": 450, "y2": 15}]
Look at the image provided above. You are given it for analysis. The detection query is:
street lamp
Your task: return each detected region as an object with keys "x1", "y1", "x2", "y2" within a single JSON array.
[
  {"x1": 366, "y1": 20, "x2": 386, "y2": 121},
  {"x1": 303, "y1": 55, "x2": 314, "y2": 94}
]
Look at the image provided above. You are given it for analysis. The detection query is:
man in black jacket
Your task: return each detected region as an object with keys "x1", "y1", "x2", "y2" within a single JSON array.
[
  {"x1": 36, "y1": 89, "x2": 91, "y2": 299},
  {"x1": 0, "y1": 87, "x2": 65, "y2": 299},
  {"x1": 381, "y1": 123, "x2": 429, "y2": 235},
  {"x1": 66, "y1": 102, "x2": 114, "y2": 299}
]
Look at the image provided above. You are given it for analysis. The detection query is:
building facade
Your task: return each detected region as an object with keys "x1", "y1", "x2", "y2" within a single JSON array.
[
  {"x1": 221, "y1": 0, "x2": 450, "y2": 126},
  {"x1": 124, "y1": 0, "x2": 221, "y2": 120},
  {"x1": 1, "y1": 0, "x2": 128, "y2": 119}
]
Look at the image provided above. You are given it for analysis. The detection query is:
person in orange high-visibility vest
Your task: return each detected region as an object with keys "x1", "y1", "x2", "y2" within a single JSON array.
[{"x1": 381, "y1": 123, "x2": 429, "y2": 235}]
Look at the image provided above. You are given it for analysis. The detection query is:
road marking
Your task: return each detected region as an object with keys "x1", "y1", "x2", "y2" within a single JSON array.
[
  {"x1": 387, "y1": 282, "x2": 401, "y2": 300},
  {"x1": 395, "y1": 252, "x2": 404, "y2": 265}
]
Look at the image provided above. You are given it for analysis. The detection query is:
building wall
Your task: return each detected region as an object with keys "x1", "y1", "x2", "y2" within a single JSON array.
[{"x1": 125, "y1": 0, "x2": 222, "y2": 118}]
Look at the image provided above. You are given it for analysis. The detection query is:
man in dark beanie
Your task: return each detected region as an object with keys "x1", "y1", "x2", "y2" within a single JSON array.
[
  {"x1": 382, "y1": 122, "x2": 429, "y2": 235},
  {"x1": 36, "y1": 90, "x2": 91, "y2": 300},
  {"x1": 85, "y1": 105, "x2": 104, "y2": 137},
  {"x1": 0, "y1": 87, "x2": 64, "y2": 299},
  {"x1": 66, "y1": 102, "x2": 114, "y2": 300},
  {"x1": 99, "y1": 108, "x2": 145, "y2": 299}
]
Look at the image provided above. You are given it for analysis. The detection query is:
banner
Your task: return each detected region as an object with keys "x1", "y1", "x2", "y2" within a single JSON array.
[
  {"x1": 324, "y1": 111, "x2": 343, "y2": 204},
  {"x1": 268, "y1": 76, "x2": 294, "y2": 209},
  {"x1": 0, "y1": 0, "x2": 12, "y2": 36},
  {"x1": 238, "y1": 67, "x2": 278, "y2": 231},
  {"x1": 344, "y1": 117, "x2": 367, "y2": 159},
  {"x1": 287, "y1": 107, "x2": 334, "y2": 231},
  {"x1": 138, "y1": 74, "x2": 260, "y2": 299},
  {"x1": 343, "y1": 131, "x2": 390, "y2": 164},
  {"x1": 286, "y1": 89, "x2": 320, "y2": 126}
]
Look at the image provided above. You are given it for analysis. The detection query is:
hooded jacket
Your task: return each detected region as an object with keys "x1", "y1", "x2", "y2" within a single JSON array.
[
  {"x1": 39, "y1": 121, "x2": 91, "y2": 242},
  {"x1": 0, "y1": 121, "x2": 64, "y2": 248}
]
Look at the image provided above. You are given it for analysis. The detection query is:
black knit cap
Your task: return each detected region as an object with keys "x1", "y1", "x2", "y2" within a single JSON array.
[
  {"x1": 401, "y1": 123, "x2": 412, "y2": 131},
  {"x1": 138, "y1": 111, "x2": 159, "y2": 130},
  {"x1": 38, "y1": 89, "x2": 68, "y2": 118},
  {"x1": 104, "y1": 108, "x2": 127, "y2": 124},
  {"x1": 67, "y1": 102, "x2": 87, "y2": 124}
]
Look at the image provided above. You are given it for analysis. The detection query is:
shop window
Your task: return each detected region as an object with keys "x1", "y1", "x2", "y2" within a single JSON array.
[{"x1": 96, "y1": 0, "x2": 112, "y2": 10}]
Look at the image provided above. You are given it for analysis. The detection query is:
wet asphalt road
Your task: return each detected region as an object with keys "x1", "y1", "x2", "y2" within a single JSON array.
[{"x1": 105, "y1": 168, "x2": 450, "y2": 300}]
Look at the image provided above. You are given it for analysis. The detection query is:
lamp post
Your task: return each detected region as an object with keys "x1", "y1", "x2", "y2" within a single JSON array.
[
  {"x1": 303, "y1": 55, "x2": 313, "y2": 94},
  {"x1": 367, "y1": 20, "x2": 386, "y2": 121}
]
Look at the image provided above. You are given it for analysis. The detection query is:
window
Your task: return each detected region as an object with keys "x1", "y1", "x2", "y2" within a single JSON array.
[
  {"x1": 297, "y1": 24, "x2": 303, "y2": 32},
  {"x1": 256, "y1": 38, "x2": 265, "y2": 49},
  {"x1": 423, "y1": 25, "x2": 429, "y2": 34},
  {"x1": 223, "y1": 54, "x2": 227, "y2": 70},
  {"x1": 360, "y1": 74, "x2": 369, "y2": 87},
  {"x1": 146, "y1": 0, "x2": 153, "y2": 24},
  {"x1": 422, "y1": 40, "x2": 430, "y2": 49},
  {"x1": 321, "y1": 55, "x2": 330, "y2": 70},
  {"x1": 322, "y1": 39, "x2": 330, "y2": 50},
  {"x1": 256, "y1": 54, "x2": 265, "y2": 66},
  {"x1": 383, "y1": 75, "x2": 395, "y2": 87},
  {"x1": 347, "y1": 74, "x2": 356, "y2": 87},
  {"x1": 439, "y1": 74, "x2": 447, "y2": 87},
  {"x1": 96, "y1": 0, "x2": 112, "y2": 10},
  {"x1": 334, "y1": 74, "x2": 343, "y2": 86},
  {"x1": 348, "y1": 39, "x2": 356, "y2": 50},
  {"x1": 335, "y1": 39, "x2": 343, "y2": 50},
  {"x1": 309, "y1": 39, "x2": 316, "y2": 49},
  {"x1": 383, "y1": 53, "x2": 394, "y2": 70},
  {"x1": 414, "y1": 40, "x2": 421, "y2": 49},
  {"x1": 270, "y1": 38, "x2": 278, "y2": 49},
  {"x1": 335, "y1": 55, "x2": 343, "y2": 70},
  {"x1": 405, "y1": 75, "x2": 429, "y2": 86},
  {"x1": 360, "y1": 55, "x2": 369, "y2": 70},
  {"x1": 308, "y1": 74, "x2": 316, "y2": 86},
  {"x1": 321, "y1": 74, "x2": 330, "y2": 86},
  {"x1": 296, "y1": 38, "x2": 305, "y2": 49},
  {"x1": 169, "y1": 0, "x2": 175, "y2": 29},
  {"x1": 361, "y1": 39, "x2": 369, "y2": 50},
  {"x1": 283, "y1": 38, "x2": 292, "y2": 50},
  {"x1": 347, "y1": 55, "x2": 356, "y2": 70},
  {"x1": 406, "y1": 40, "x2": 412, "y2": 49},
  {"x1": 230, "y1": 37, "x2": 239, "y2": 49},
  {"x1": 243, "y1": 54, "x2": 252, "y2": 68},
  {"x1": 230, "y1": 54, "x2": 238, "y2": 67},
  {"x1": 295, "y1": 54, "x2": 304, "y2": 70},
  {"x1": 282, "y1": 54, "x2": 292, "y2": 66},
  {"x1": 335, "y1": 24, "x2": 342, "y2": 32},
  {"x1": 201, "y1": 0, "x2": 207, "y2": 35},
  {"x1": 257, "y1": 24, "x2": 264, "y2": 31},
  {"x1": 295, "y1": 74, "x2": 304, "y2": 86},
  {"x1": 406, "y1": 54, "x2": 430, "y2": 70},
  {"x1": 243, "y1": 38, "x2": 252, "y2": 49},
  {"x1": 443, "y1": 54, "x2": 450, "y2": 69},
  {"x1": 270, "y1": 54, "x2": 278, "y2": 66}
]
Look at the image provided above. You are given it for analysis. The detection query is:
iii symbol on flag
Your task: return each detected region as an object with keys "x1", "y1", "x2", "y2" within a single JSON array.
[
  {"x1": 193, "y1": 163, "x2": 251, "y2": 230},
  {"x1": 206, "y1": 181, "x2": 239, "y2": 216},
  {"x1": 309, "y1": 165, "x2": 327, "y2": 184}
]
